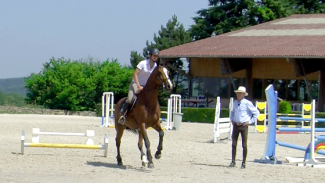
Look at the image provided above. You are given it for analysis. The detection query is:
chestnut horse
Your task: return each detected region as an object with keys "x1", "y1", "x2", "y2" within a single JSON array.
[{"x1": 114, "y1": 64, "x2": 173, "y2": 168}]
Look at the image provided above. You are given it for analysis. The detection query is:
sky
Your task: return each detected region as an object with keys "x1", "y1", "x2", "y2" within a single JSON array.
[{"x1": 0, "y1": 0, "x2": 208, "y2": 79}]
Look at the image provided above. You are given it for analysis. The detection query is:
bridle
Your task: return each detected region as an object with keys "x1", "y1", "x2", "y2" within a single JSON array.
[
  {"x1": 156, "y1": 66, "x2": 170, "y2": 85},
  {"x1": 142, "y1": 66, "x2": 170, "y2": 93}
]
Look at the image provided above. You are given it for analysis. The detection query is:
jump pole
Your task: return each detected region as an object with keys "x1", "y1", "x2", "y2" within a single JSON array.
[
  {"x1": 213, "y1": 97, "x2": 233, "y2": 143},
  {"x1": 165, "y1": 94, "x2": 182, "y2": 130},
  {"x1": 254, "y1": 86, "x2": 325, "y2": 166},
  {"x1": 101, "y1": 92, "x2": 114, "y2": 127},
  {"x1": 254, "y1": 84, "x2": 279, "y2": 164},
  {"x1": 21, "y1": 129, "x2": 109, "y2": 157},
  {"x1": 301, "y1": 100, "x2": 325, "y2": 168}
]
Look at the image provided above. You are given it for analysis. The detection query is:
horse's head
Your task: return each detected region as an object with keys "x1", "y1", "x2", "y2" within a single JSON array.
[{"x1": 156, "y1": 65, "x2": 173, "y2": 91}]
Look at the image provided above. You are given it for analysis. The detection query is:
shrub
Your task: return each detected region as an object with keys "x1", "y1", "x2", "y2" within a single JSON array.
[{"x1": 278, "y1": 100, "x2": 291, "y2": 114}]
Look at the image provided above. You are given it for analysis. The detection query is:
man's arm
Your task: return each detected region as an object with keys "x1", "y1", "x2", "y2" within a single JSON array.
[{"x1": 248, "y1": 101, "x2": 260, "y2": 124}]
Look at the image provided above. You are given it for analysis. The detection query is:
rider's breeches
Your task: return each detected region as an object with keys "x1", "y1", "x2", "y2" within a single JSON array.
[{"x1": 126, "y1": 82, "x2": 139, "y2": 104}]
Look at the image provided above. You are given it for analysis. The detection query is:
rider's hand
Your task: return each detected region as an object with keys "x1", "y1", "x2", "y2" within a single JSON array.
[{"x1": 138, "y1": 86, "x2": 143, "y2": 92}]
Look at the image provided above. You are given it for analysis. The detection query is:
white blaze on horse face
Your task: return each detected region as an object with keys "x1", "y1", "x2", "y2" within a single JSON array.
[{"x1": 163, "y1": 68, "x2": 173, "y2": 88}]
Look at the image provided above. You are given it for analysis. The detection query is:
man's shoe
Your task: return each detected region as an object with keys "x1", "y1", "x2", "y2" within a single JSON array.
[
  {"x1": 241, "y1": 162, "x2": 246, "y2": 169},
  {"x1": 228, "y1": 161, "x2": 236, "y2": 167},
  {"x1": 118, "y1": 116, "x2": 126, "y2": 125}
]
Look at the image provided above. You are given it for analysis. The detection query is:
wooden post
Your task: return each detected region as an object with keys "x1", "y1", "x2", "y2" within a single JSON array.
[
  {"x1": 245, "y1": 61, "x2": 253, "y2": 100},
  {"x1": 262, "y1": 79, "x2": 266, "y2": 100},
  {"x1": 319, "y1": 69, "x2": 325, "y2": 112}
]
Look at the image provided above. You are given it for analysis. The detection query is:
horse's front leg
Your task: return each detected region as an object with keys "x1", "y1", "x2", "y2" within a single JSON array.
[
  {"x1": 152, "y1": 123, "x2": 164, "y2": 159},
  {"x1": 115, "y1": 125, "x2": 124, "y2": 166},
  {"x1": 138, "y1": 132, "x2": 147, "y2": 167},
  {"x1": 139, "y1": 124, "x2": 154, "y2": 168}
]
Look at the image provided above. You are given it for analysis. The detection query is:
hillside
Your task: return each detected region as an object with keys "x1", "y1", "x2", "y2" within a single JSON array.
[{"x1": 0, "y1": 77, "x2": 28, "y2": 96}]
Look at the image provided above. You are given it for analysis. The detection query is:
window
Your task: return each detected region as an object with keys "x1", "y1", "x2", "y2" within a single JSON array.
[
  {"x1": 287, "y1": 80, "x2": 298, "y2": 100},
  {"x1": 253, "y1": 79, "x2": 263, "y2": 99},
  {"x1": 274, "y1": 80, "x2": 286, "y2": 100},
  {"x1": 191, "y1": 77, "x2": 229, "y2": 98},
  {"x1": 230, "y1": 78, "x2": 240, "y2": 98},
  {"x1": 299, "y1": 80, "x2": 318, "y2": 101}
]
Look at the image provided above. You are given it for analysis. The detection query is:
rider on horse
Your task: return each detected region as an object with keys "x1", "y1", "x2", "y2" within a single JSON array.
[{"x1": 118, "y1": 48, "x2": 160, "y2": 125}]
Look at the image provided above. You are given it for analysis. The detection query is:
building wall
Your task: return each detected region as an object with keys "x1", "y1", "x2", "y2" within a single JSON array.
[
  {"x1": 252, "y1": 58, "x2": 318, "y2": 80},
  {"x1": 189, "y1": 58, "x2": 246, "y2": 78},
  {"x1": 189, "y1": 57, "x2": 319, "y2": 80}
]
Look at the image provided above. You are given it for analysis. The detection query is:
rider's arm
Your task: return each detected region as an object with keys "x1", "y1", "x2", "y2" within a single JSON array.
[{"x1": 133, "y1": 68, "x2": 141, "y2": 88}]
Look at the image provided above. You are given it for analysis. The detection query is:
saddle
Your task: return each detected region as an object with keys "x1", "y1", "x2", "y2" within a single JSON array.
[{"x1": 120, "y1": 95, "x2": 137, "y2": 114}]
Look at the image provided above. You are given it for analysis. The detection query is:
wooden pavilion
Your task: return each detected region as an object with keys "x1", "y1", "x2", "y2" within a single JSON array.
[{"x1": 160, "y1": 14, "x2": 325, "y2": 111}]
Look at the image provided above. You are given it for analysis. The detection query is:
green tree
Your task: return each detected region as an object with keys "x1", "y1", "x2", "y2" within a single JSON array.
[
  {"x1": 190, "y1": 0, "x2": 257, "y2": 40},
  {"x1": 143, "y1": 15, "x2": 192, "y2": 102},
  {"x1": 251, "y1": 0, "x2": 291, "y2": 23},
  {"x1": 130, "y1": 51, "x2": 145, "y2": 69},
  {"x1": 190, "y1": 0, "x2": 296, "y2": 40},
  {"x1": 25, "y1": 57, "x2": 133, "y2": 111},
  {"x1": 295, "y1": 0, "x2": 325, "y2": 13}
]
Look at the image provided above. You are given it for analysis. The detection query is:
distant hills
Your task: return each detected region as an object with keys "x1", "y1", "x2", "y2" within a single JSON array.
[{"x1": 0, "y1": 77, "x2": 28, "y2": 96}]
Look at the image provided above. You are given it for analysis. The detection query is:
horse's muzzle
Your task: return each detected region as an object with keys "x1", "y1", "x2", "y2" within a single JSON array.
[
  {"x1": 164, "y1": 79, "x2": 173, "y2": 91},
  {"x1": 166, "y1": 84, "x2": 172, "y2": 91}
]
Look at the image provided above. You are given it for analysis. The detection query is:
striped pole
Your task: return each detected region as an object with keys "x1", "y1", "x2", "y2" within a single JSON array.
[
  {"x1": 278, "y1": 116, "x2": 325, "y2": 123},
  {"x1": 278, "y1": 128, "x2": 325, "y2": 132},
  {"x1": 24, "y1": 143, "x2": 105, "y2": 149},
  {"x1": 21, "y1": 130, "x2": 109, "y2": 157}
]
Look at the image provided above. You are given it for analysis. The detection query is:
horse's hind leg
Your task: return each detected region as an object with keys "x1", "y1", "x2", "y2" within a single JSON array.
[
  {"x1": 115, "y1": 125, "x2": 124, "y2": 166},
  {"x1": 152, "y1": 123, "x2": 164, "y2": 159}
]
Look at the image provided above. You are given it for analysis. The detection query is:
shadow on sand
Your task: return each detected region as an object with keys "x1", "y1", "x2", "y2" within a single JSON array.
[{"x1": 86, "y1": 161, "x2": 153, "y2": 172}]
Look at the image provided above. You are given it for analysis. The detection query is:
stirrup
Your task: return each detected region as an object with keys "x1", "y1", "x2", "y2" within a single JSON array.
[{"x1": 118, "y1": 116, "x2": 126, "y2": 125}]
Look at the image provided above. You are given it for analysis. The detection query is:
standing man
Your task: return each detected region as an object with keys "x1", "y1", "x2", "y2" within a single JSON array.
[
  {"x1": 118, "y1": 48, "x2": 159, "y2": 125},
  {"x1": 229, "y1": 86, "x2": 259, "y2": 169}
]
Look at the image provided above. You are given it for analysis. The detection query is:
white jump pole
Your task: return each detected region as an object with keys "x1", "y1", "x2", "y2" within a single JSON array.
[
  {"x1": 32, "y1": 128, "x2": 95, "y2": 145},
  {"x1": 213, "y1": 97, "x2": 233, "y2": 143},
  {"x1": 301, "y1": 100, "x2": 325, "y2": 168},
  {"x1": 21, "y1": 129, "x2": 109, "y2": 157},
  {"x1": 166, "y1": 98, "x2": 172, "y2": 130},
  {"x1": 165, "y1": 94, "x2": 182, "y2": 130},
  {"x1": 101, "y1": 92, "x2": 114, "y2": 127},
  {"x1": 213, "y1": 97, "x2": 221, "y2": 143},
  {"x1": 228, "y1": 97, "x2": 234, "y2": 139}
]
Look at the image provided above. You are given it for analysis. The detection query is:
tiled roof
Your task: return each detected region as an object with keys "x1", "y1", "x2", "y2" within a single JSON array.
[{"x1": 159, "y1": 14, "x2": 325, "y2": 58}]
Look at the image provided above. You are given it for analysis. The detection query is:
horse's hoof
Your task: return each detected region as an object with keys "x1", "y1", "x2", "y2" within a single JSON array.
[
  {"x1": 142, "y1": 162, "x2": 147, "y2": 167},
  {"x1": 155, "y1": 152, "x2": 161, "y2": 159},
  {"x1": 148, "y1": 163, "x2": 154, "y2": 168}
]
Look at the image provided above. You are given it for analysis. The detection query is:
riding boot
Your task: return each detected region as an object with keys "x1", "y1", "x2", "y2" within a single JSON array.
[{"x1": 118, "y1": 102, "x2": 130, "y2": 125}]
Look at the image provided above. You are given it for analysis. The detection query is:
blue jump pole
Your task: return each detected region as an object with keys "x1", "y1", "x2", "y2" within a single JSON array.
[
  {"x1": 278, "y1": 128, "x2": 325, "y2": 132},
  {"x1": 101, "y1": 116, "x2": 104, "y2": 126},
  {"x1": 254, "y1": 85, "x2": 279, "y2": 164},
  {"x1": 278, "y1": 116, "x2": 325, "y2": 123},
  {"x1": 277, "y1": 141, "x2": 325, "y2": 156},
  {"x1": 276, "y1": 141, "x2": 306, "y2": 151},
  {"x1": 316, "y1": 136, "x2": 325, "y2": 140}
]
